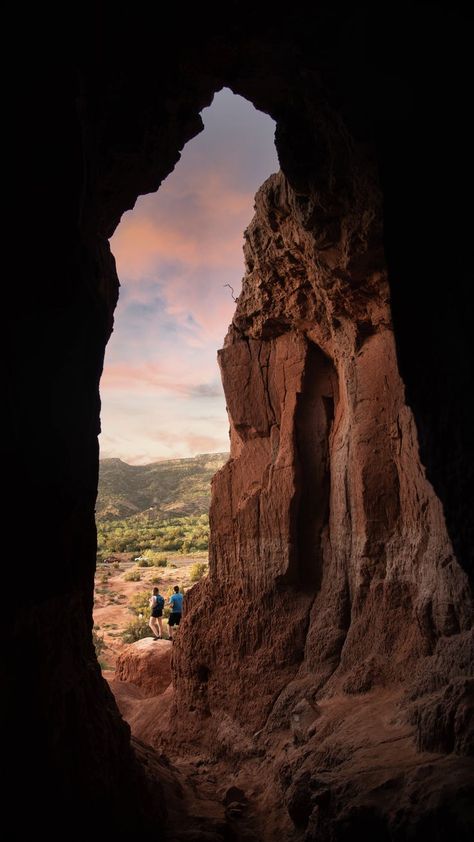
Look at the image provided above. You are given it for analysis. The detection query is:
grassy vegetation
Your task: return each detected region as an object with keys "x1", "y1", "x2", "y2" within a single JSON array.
[
  {"x1": 140, "y1": 550, "x2": 168, "y2": 566},
  {"x1": 189, "y1": 561, "x2": 208, "y2": 582},
  {"x1": 97, "y1": 513, "x2": 209, "y2": 560},
  {"x1": 124, "y1": 569, "x2": 142, "y2": 582},
  {"x1": 93, "y1": 627, "x2": 108, "y2": 668},
  {"x1": 121, "y1": 617, "x2": 151, "y2": 644},
  {"x1": 95, "y1": 452, "x2": 224, "y2": 563}
]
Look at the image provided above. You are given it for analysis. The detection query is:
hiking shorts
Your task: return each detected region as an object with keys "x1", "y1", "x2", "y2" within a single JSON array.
[
  {"x1": 151, "y1": 609, "x2": 163, "y2": 618},
  {"x1": 168, "y1": 612, "x2": 181, "y2": 627}
]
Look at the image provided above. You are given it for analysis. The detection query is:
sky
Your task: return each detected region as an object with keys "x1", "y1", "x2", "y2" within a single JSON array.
[{"x1": 100, "y1": 88, "x2": 278, "y2": 464}]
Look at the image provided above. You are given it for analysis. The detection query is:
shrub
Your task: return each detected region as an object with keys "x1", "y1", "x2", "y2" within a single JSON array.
[
  {"x1": 129, "y1": 591, "x2": 151, "y2": 617},
  {"x1": 189, "y1": 562, "x2": 208, "y2": 583},
  {"x1": 122, "y1": 617, "x2": 151, "y2": 644},
  {"x1": 124, "y1": 569, "x2": 141, "y2": 582},
  {"x1": 93, "y1": 628, "x2": 106, "y2": 658},
  {"x1": 140, "y1": 550, "x2": 168, "y2": 567},
  {"x1": 113, "y1": 562, "x2": 121, "y2": 570}
]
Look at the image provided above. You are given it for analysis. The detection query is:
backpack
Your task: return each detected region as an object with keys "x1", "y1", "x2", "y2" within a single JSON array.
[{"x1": 155, "y1": 594, "x2": 165, "y2": 610}]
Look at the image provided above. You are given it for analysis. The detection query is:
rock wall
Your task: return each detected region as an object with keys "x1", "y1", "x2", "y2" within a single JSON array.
[
  {"x1": 174, "y1": 168, "x2": 471, "y2": 736},
  {"x1": 169, "y1": 168, "x2": 473, "y2": 837}
]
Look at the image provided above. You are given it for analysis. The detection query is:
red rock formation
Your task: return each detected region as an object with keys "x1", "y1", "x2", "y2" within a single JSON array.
[
  {"x1": 175, "y1": 168, "x2": 471, "y2": 718},
  {"x1": 108, "y1": 678, "x2": 174, "y2": 745},
  {"x1": 115, "y1": 638, "x2": 172, "y2": 698},
  {"x1": 169, "y1": 168, "x2": 473, "y2": 835}
]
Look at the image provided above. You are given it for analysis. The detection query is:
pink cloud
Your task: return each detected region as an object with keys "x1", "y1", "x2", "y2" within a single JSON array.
[
  {"x1": 184, "y1": 433, "x2": 226, "y2": 454},
  {"x1": 109, "y1": 159, "x2": 257, "y2": 346},
  {"x1": 112, "y1": 217, "x2": 244, "y2": 280},
  {"x1": 100, "y1": 424, "x2": 229, "y2": 464},
  {"x1": 101, "y1": 361, "x2": 222, "y2": 396},
  {"x1": 111, "y1": 178, "x2": 253, "y2": 281},
  {"x1": 148, "y1": 429, "x2": 226, "y2": 454}
]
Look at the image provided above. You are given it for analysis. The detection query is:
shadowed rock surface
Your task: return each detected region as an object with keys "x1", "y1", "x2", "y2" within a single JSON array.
[
  {"x1": 168, "y1": 167, "x2": 473, "y2": 838},
  {"x1": 6, "y1": 4, "x2": 473, "y2": 838}
]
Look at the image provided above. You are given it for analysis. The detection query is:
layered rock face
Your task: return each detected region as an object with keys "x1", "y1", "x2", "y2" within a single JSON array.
[
  {"x1": 171, "y1": 169, "x2": 473, "y2": 835},
  {"x1": 176, "y1": 168, "x2": 471, "y2": 724}
]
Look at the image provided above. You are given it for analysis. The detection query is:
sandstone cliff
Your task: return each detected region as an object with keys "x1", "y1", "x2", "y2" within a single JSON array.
[{"x1": 166, "y1": 170, "x2": 473, "y2": 838}]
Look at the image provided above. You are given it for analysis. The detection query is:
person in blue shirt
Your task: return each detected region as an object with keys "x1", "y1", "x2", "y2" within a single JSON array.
[{"x1": 168, "y1": 585, "x2": 183, "y2": 641}]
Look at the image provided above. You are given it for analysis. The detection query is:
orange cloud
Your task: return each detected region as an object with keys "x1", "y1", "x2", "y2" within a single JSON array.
[
  {"x1": 149, "y1": 429, "x2": 226, "y2": 454},
  {"x1": 111, "y1": 177, "x2": 253, "y2": 281},
  {"x1": 101, "y1": 361, "x2": 222, "y2": 396}
]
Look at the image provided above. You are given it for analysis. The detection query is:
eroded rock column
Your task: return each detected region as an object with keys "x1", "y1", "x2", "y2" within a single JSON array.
[{"x1": 173, "y1": 167, "x2": 472, "y2": 759}]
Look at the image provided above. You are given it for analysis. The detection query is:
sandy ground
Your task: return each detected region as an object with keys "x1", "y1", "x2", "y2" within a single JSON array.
[{"x1": 93, "y1": 552, "x2": 206, "y2": 669}]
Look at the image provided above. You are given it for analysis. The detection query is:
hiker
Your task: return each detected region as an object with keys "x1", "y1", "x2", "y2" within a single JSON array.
[
  {"x1": 149, "y1": 587, "x2": 164, "y2": 640},
  {"x1": 168, "y1": 585, "x2": 183, "y2": 641}
]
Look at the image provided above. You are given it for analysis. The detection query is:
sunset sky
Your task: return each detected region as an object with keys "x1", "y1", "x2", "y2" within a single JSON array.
[{"x1": 100, "y1": 89, "x2": 278, "y2": 464}]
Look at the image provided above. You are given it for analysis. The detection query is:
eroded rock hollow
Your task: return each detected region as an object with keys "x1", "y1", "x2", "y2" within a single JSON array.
[{"x1": 7, "y1": 5, "x2": 473, "y2": 839}]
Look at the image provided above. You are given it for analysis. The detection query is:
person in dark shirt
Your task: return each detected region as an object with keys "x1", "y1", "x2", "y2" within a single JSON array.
[
  {"x1": 149, "y1": 587, "x2": 164, "y2": 639},
  {"x1": 168, "y1": 585, "x2": 183, "y2": 641}
]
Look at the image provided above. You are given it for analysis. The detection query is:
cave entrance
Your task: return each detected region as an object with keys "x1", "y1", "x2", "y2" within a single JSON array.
[{"x1": 93, "y1": 88, "x2": 278, "y2": 688}]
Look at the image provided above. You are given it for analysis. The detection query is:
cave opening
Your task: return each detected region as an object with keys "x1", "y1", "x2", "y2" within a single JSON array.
[
  {"x1": 9, "y1": 12, "x2": 474, "y2": 839},
  {"x1": 94, "y1": 87, "x2": 279, "y2": 712}
]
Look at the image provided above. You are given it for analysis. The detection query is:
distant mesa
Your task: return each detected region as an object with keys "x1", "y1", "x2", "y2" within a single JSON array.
[{"x1": 97, "y1": 452, "x2": 229, "y2": 522}]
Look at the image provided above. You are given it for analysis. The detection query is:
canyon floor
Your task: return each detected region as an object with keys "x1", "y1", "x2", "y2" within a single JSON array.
[
  {"x1": 97, "y1": 563, "x2": 473, "y2": 840},
  {"x1": 106, "y1": 640, "x2": 473, "y2": 842}
]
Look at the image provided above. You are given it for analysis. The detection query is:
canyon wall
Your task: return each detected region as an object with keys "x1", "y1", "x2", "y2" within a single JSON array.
[
  {"x1": 175, "y1": 166, "x2": 471, "y2": 730},
  {"x1": 169, "y1": 167, "x2": 473, "y2": 836}
]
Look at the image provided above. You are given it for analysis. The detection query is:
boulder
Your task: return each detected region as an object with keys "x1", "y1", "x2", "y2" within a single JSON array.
[{"x1": 115, "y1": 637, "x2": 172, "y2": 698}]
